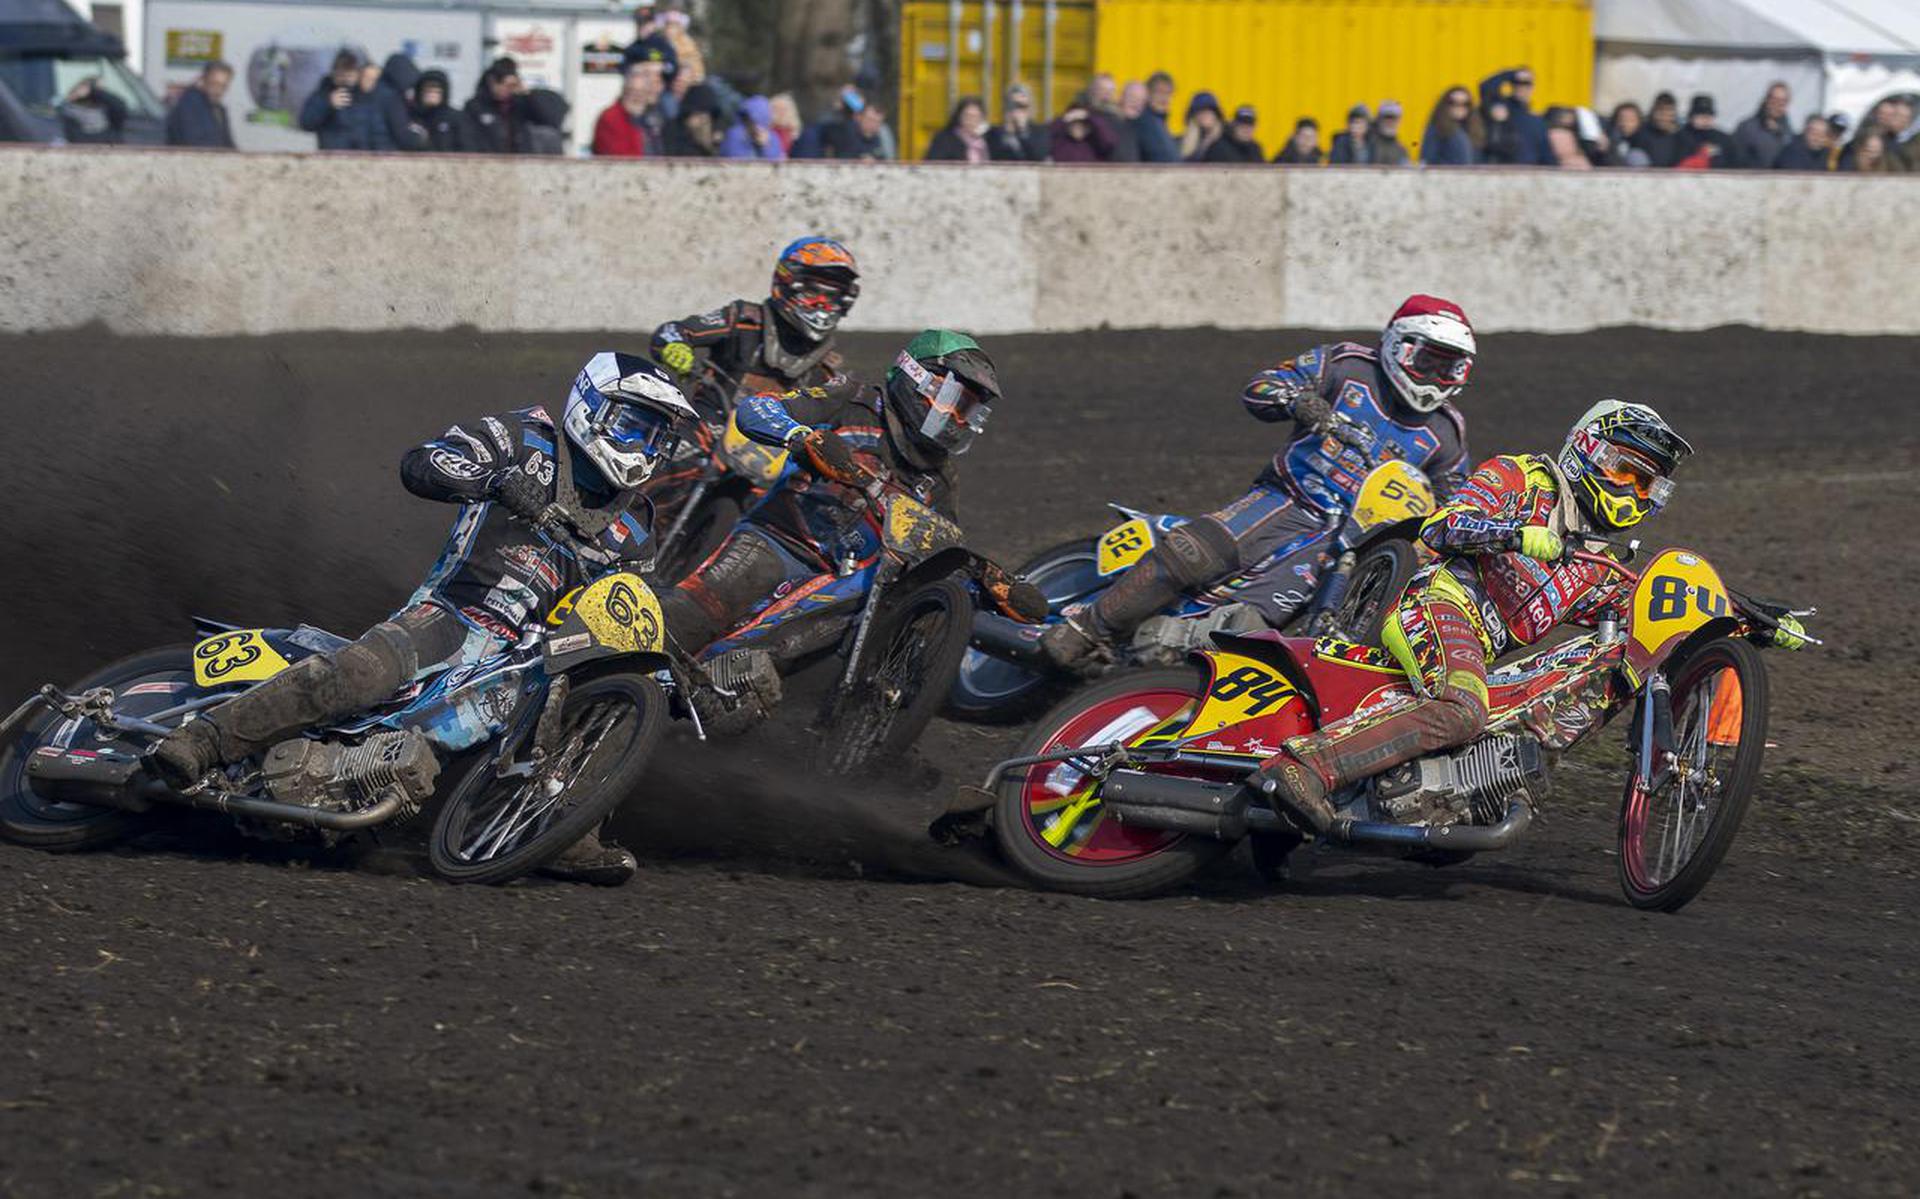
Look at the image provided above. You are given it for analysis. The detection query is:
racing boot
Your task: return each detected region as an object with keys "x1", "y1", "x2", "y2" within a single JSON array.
[
  {"x1": 148, "y1": 717, "x2": 224, "y2": 789},
  {"x1": 1251, "y1": 748, "x2": 1336, "y2": 834},
  {"x1": 539, "y1": 825, "x2": 637, "y2": 886}
]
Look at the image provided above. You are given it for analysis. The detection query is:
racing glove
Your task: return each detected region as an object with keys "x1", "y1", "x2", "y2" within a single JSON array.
[
  {"x1": 981, "y1": 561, "x2": 1049, "y2": 624},
  {"x1": 1517, "y1": 526, "x2": 1564, "y2": 562},
  {"x1": 659, "y1": 341, "x2": 696, "y2": 377},
  {"x1": 490, "y1": 467, "x2": 551, "y2": 523},
  {"x1": 1771, "y1": 613, "x2": 1808, "y2": 651},
  {"x1": 796, "y1": 428, "x2": 867, "y2": 485},
  {"x1": 1289, "y1": 391, "x2": 1335, "y2": 434}
]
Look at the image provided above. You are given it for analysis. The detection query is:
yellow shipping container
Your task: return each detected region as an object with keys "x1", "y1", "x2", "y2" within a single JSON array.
[
  {"x1": 1095, "y1": 0, "x2": 1593, "y2": 158},
  {"x1": 899, "y1": 2, "x2": 1097, "y2": 162}
]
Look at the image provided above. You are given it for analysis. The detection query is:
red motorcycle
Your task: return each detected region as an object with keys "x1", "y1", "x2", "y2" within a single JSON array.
[{"x1": 977, "y1": 543, "x2": 1814, "y2": 909}]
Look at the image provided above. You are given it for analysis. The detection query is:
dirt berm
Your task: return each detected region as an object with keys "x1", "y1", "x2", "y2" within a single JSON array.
[{"x1": 0, "y1": 325, "x2": 1916, "y2": 1196}]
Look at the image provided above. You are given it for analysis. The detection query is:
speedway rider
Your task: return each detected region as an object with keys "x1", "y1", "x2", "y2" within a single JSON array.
[
  {"x1": 1254, "y1": 401, "x2": 1807, "y2": 832},
  {"x1": 150, "y1": 353, "x2": 698, "y2": 886},
  {"x1": 659, "y1": 329, "x2": 1030, "y2": 654},
  {"x1": 650, "y1": 236, "x2": 861, "y2": 397},
  {"x1": 1040, "y1": 295, "x2": 1477, "y2": 671}
]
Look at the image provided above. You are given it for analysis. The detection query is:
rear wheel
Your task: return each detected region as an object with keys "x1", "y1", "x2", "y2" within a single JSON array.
[
  {"x1": 429, "y1": 672, "x2": 666, "y2": 884},
  {"x1": 993, "y1": 666, "x2": 1233, "y2": 899},
  {"x1": 0, "y1": 647, "x2": 202, "y2": 851},
  {"x1": 948, "y1": 537, "x2": 1101, "y2": 723},
  {"x1": 1332, "y1": 539, "x2": 1418, "y2": 645},
  {"x1": 1617, "y1": 638, "x2": 1768, "y2": 912},
  {"x1": 817, "y1": 575, "x2": 974, "y2": 775}
]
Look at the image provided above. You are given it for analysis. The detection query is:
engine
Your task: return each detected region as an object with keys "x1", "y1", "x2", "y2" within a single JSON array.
[
  {"x1": 1371, "y1": 733, "x2": 1549, "y2": 827},
  {"x1": 261, "y1": 731, "x2": 441, "y2": 824}
]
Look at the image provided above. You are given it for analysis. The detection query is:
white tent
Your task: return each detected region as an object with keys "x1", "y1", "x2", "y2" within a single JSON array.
[{"x1": 1594, "y1": 0, "x2": 1920, "y2": 130}]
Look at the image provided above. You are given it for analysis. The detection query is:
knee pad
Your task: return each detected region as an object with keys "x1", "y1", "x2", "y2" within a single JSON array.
[{"x1": 1156, "y1": 518, "x2": 1240, "y2": 590}]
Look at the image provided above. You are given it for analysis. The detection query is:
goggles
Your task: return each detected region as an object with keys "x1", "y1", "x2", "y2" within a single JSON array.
[
  {"x1": 593, "y1": 399, "x2": 679, "y2": 458},
  {"x1": 896, "y1": 350, "x2": 993, "y2": 454},
  {"x1": 1589, "y1": 437, "x2": 1674, "y2": 507},
  {"x1": 1396, "y1": 336, "x2": 1474, "y2": 386}
]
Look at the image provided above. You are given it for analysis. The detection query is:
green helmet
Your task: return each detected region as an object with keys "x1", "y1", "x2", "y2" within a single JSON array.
[{"x1": 884, "y1": 329, "x2": 1000, "y2": 457}]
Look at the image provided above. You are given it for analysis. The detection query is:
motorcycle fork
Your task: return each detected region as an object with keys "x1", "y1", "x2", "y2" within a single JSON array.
[
  {"x1": 834, "y1": 560, "x2": 896, "y2": 697},
  {"x1": 656, "y1": 472, "x2": 717, "y2": 560}
]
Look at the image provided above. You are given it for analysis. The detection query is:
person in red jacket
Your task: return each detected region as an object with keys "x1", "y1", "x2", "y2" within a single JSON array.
[{"x1": 593, "y1": 61, "x2": 666, "y2": 157}]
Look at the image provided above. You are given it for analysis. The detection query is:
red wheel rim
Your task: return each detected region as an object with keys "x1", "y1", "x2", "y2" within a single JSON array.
[{"x1": 1015, "y1": 683, "x2": 1203, "y2": 866}]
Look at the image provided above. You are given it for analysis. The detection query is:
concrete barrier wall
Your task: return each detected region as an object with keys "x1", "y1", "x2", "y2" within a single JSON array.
[{"x1": 2, "y1": 146, "x2": 1915, "y2": 337}]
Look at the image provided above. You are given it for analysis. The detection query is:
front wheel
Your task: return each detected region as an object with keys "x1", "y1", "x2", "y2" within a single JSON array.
[
  {"x1": 1331, "y1": 538, "x2": 1419, "y2": 645},
  {"x1": 816, "y1": 574, "x2": 974, "y2": 776},
  {"x1": 1617, "y1": 638, "x2": 1768, "y2": 912},
  {"x1": 993, "y1": 666, "x2": 1233, "y2": 899},
  {"x1": 429, "y1": 672, "x2": 666, "y2": 884},
  {"x1": 0, "y1": 646, "x2": 205, "y2": 851}
]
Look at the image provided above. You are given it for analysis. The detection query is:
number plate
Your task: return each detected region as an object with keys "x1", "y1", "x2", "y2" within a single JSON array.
[
  {"x1": 1628, "y1": 548, "x2": 1731, "y2": 667},
  {"x1": 1352, "y1": 460, "x2": 1435, "y2": 529},
  {"x1": 1096, "y1": 518, "x2": 1154, "y2": 576},
  {"x1": 1180, "y1": 651, "x2": 1301, "y2": 738},
  {"x1": 191, "y1": 629, "x2": 290, "y2": 688}
]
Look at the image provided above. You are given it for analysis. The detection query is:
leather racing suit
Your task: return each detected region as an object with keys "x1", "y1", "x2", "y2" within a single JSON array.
[
  {"x1": 1264, "y1": 452, "x2": 1632, "y2": 813},
  {"x1": 659, "y1": 378, "x2": 958, "y2": 654},
  {"x1": 1078, "y1": 341, "x2": 1469, "y2": 641},
  {"x1": 651, "y1": 299, "x2": 844, "y2": 401}
]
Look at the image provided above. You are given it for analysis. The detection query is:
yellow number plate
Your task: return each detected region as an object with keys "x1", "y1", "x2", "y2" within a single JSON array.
[
  {"x1": 574, "y1": 572, "x2": 665, "y2": 654},
  {"x1": 720, "y1": 416, "x2": 788, "y2": 485},
  {"x1": 1352, "y1": 460, "x2": 1435, "y2": 529},
  {"x1": 191, "y1": 629, "x2": 289, "y2": 688},
  {"x1": 1096, "y1": 518, "x2": 1154, "y2": 576},
  {"x1": 1630, "y1": 549, "x2": 1731, "y2": 659},
  {"x1": 1180, "y1": 651, "x2": 1300, "y2": 737}
]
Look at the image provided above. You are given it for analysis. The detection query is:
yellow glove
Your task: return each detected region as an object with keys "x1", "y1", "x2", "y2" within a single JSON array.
[
  {"x1": 659, "y1": 341, "x2": 695, "y2": 377},
  {"x1": 1518, "y1": 526, "x2": 1564, "y2": 562},
  {"x1": 1772, "y1": 614, "x2": 1808, "y2": 651}
]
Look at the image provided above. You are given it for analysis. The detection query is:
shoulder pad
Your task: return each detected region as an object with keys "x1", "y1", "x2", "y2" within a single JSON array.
[{"x1": 1325, "y1": 341, "x2": 1378, "y2": 362}]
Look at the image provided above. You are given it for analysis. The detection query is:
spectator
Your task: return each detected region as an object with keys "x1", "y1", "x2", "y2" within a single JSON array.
[
  {"x1": 1733, "y1": 82, "x2": 1792, "y2": 170},
  {"x1": 1544, "y1": 106, "x2": 1590, "y2": 169},
  {"x1": 926, "y1": 95, "x2": 989, "y2": 162},
  {"x1": 56, "y1": 75, "x2": 127, "y2": 143},
  {"x1": 1328, "y1": 104, "x2": 1373, "y2": 164},
  {"x1": 1051, "y1": 94, "x2": 1115, "y2": 163},
  {"x1": 165, "y1": 60, "x2": 236, "y2": 148},
  {"x1": 1273, "y1": 116, "x2": 1322, "y2": 164},
  {"x1": 1630, "y1": 92, "x2": 1684, "y2": 167},
  {"x1": 1772, "y1": 115, "x2": 1835, "y2": 171},
  {"x1": 299, "y1": 50, "x2": 416, "y2": 151},
  {"x1": 720, "y1": 94, "x2": 784, "y2": 160},
  {"x1": 1676, "y1": 93, "x2": 1737, "y2": 168},
  {"x1": 622, "y1": 6, "x2": 679, "y2": 82},
  {"x1": 1420, "y1": 87, "x2": 1476, "y2": 165},
  {"x1": 658, "y1": 3, "x2": 704, "y2": 87},
  {"x1": 1089, "y1": 72, "x2": 1139, "y2": 162},
  {"x1": 1846, "y1": 128, "x2": 1893, "y2": 173},
  {"x1": 593, "y1": 61, "x2": 666, "y2": 157},
  {"x1": 1135, "y1": 71, "x2": 1179, "y2": 162},
  {"x1": 665, "y1": 81, "x2": 723, "y2": 156},
  {"x1": 1605, "y1": 102, "x2": 1649, "y2": 166},
  {"x1": 987, "y1": 82, "x2": 1047, "y2": 161},
  {"x1": 823, "y1": 98, "x2": 891, "y2": 160},
  {"x1": 1179, "y1": 91, "x2": 1224, "y2": 160},
  {"x1": 460, "y1": 57, "x2": 537, "y2": 154},
  {"x1": 766, "y1": 92, "x2": 802, "y2": 155},
  {"x1": 1203, "y1": 104, "x2": 1264, "y2": 163},
  {"x1": 374, "y1": 53, "x2": 428, "y2": 150},
  {"x1": 1369, "y1": 99, "x2": 1410, "y2": 164},
  {"x1": 1852, "y1": 97, "x2": 1918, "y2": 171},
  {"x1": 412, "y1": 68, "x2": 462, "y2": 151},
  {"x1": 1890, "y1": 97, "x2": 1919, "y2": 170},
  {"x1": 1478, "y1": 67, "x2": 1546, "y2": 163}
]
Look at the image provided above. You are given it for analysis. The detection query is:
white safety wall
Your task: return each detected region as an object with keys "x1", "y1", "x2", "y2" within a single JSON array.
[{"x1": 1, "y1": 148, "x2": 1916, "y2": 337}]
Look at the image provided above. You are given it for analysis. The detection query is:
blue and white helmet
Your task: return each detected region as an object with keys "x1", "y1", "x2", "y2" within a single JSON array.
[{"x1": 563, "y1": 352, "x2": 698, "y2": 489}]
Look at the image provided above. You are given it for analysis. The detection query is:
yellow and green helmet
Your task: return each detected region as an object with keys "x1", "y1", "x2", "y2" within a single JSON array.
[{"x1": 1558, "y1": 400, "x2": 1693, "y2": 530}]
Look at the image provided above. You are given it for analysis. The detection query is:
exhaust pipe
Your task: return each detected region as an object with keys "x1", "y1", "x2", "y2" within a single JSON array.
[
  {"x1": 970, "y1": 609, "x2": 1049, "y2": 666},
  {"x1": 1330, "y1": 799, "x2": 1533, "y2": 852},
  {"x1": 28, "y1": 746, "x2": 406, "y2": 831}
]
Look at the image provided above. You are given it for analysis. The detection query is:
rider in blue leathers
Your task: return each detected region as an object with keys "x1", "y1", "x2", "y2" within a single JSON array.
[{"x1": 1040, "y1": 295, "x2": 1480, "y2": 671}]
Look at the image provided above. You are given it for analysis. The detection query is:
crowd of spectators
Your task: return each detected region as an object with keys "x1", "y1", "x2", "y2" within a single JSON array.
[{"x1": 153, "y1": 0, "x2": 1918, "y2": 176}]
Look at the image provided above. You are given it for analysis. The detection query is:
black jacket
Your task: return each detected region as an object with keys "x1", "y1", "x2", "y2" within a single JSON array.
[
  {"x1": 924, "y1": 127, "x2": 975, "y2": 160},
  {"x1": 165, "y1": 86, "x2": 234, "y2": 148},
  {"x1": 986, "y1": 122, "x2": 1047, "y2": 161},
  {"x1": 1630, "y1": 125, "x2": 1684, "y2": 168},
  {"x1": 1203, "y1": 135, "x2": 1265, "y2": 164},
  {"x1": 1772, "y1": 135, "x2": 1829, "y2": 171}
]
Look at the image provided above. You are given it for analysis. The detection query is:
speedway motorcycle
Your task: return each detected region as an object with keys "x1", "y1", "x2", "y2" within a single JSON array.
[
  {"x1": 951, "y1": 420, "x2": 1435, "y2": 722},
  {"x1": 0, "y1": 551, "x2": 696, "y2": 884},
  {"x1": 977, "y1": 541, "x2": 1815, "y2": 910},
  {"x1": 690, "y1": 454, "x2": 1042, "y2": 776},
  {"x1": 643, "y1": 362, "x2": 787, "y2": 583}
]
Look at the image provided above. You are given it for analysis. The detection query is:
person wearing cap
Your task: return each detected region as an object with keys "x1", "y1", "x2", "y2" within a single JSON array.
[
  {"x1": 987, "y1": 82, "x2": 1047, "y2": 161},
  {"x1": 1203, "y1": 104, "x2": 1265, "y2": 163},
  {"x1": 1328, "y1": 104, "x2": 1373, "y2": 164},
  {"x1": 1677, "y1": 93, "x2": 1738, "y2": 168},
  {"x1": 1136, "y1": 70, "x2": 1180, "y2": 162},
  {"x1": 1630, "y1": 91, "x2": 1685, "y2": 168},
  {"x1": 1369, "y1": 98, "x2": 1411, "y2": 165},
  {"x1": 1180, "y1": 91, "x2": 1225, "y2": 160},
  {"x1": 622, "y1": 6, "x2": 679, "y2": 82}
]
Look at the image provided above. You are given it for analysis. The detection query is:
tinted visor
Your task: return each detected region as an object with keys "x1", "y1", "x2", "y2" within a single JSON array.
[
  {"x1": 595, "y1": 401, "x2": 679, "y2": 456},
  {"x1": 917, "y1": 370, "x2": 993, "y2": 454},
  {"x1": 1594, "y1": 440, "x2": 1673, "y2": 506},
  {"x1": 787, "y1": 277, "x2": 851, "y2": 313},
  {"x1": 1400, "y1": 338, "x2": 1473, "y2": 385}
]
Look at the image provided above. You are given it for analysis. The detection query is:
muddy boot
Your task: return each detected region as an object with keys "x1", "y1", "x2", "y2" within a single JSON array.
[
  {"x1": 1038, "y1": 614, "x2": 1111, "y2": 676},
  {"x1": 1252, "y1": 752, "x2": 1335, "y2": 834},
  {"x1": 539, "y1": 826, "x2": 637, "y2": 886},
  {"x1": 147, "y1": 718, "x2": 225, "y2": 789}
]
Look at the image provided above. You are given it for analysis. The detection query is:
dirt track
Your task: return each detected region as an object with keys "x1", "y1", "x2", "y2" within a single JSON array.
[{"x1": 2, "y1": 326, "x2": 1917, "y2": 1196}]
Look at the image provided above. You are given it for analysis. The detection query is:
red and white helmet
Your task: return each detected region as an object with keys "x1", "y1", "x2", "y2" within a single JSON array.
[{"x1": 1380, "y1": 294, "x2": 1476, "y2": 412}]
